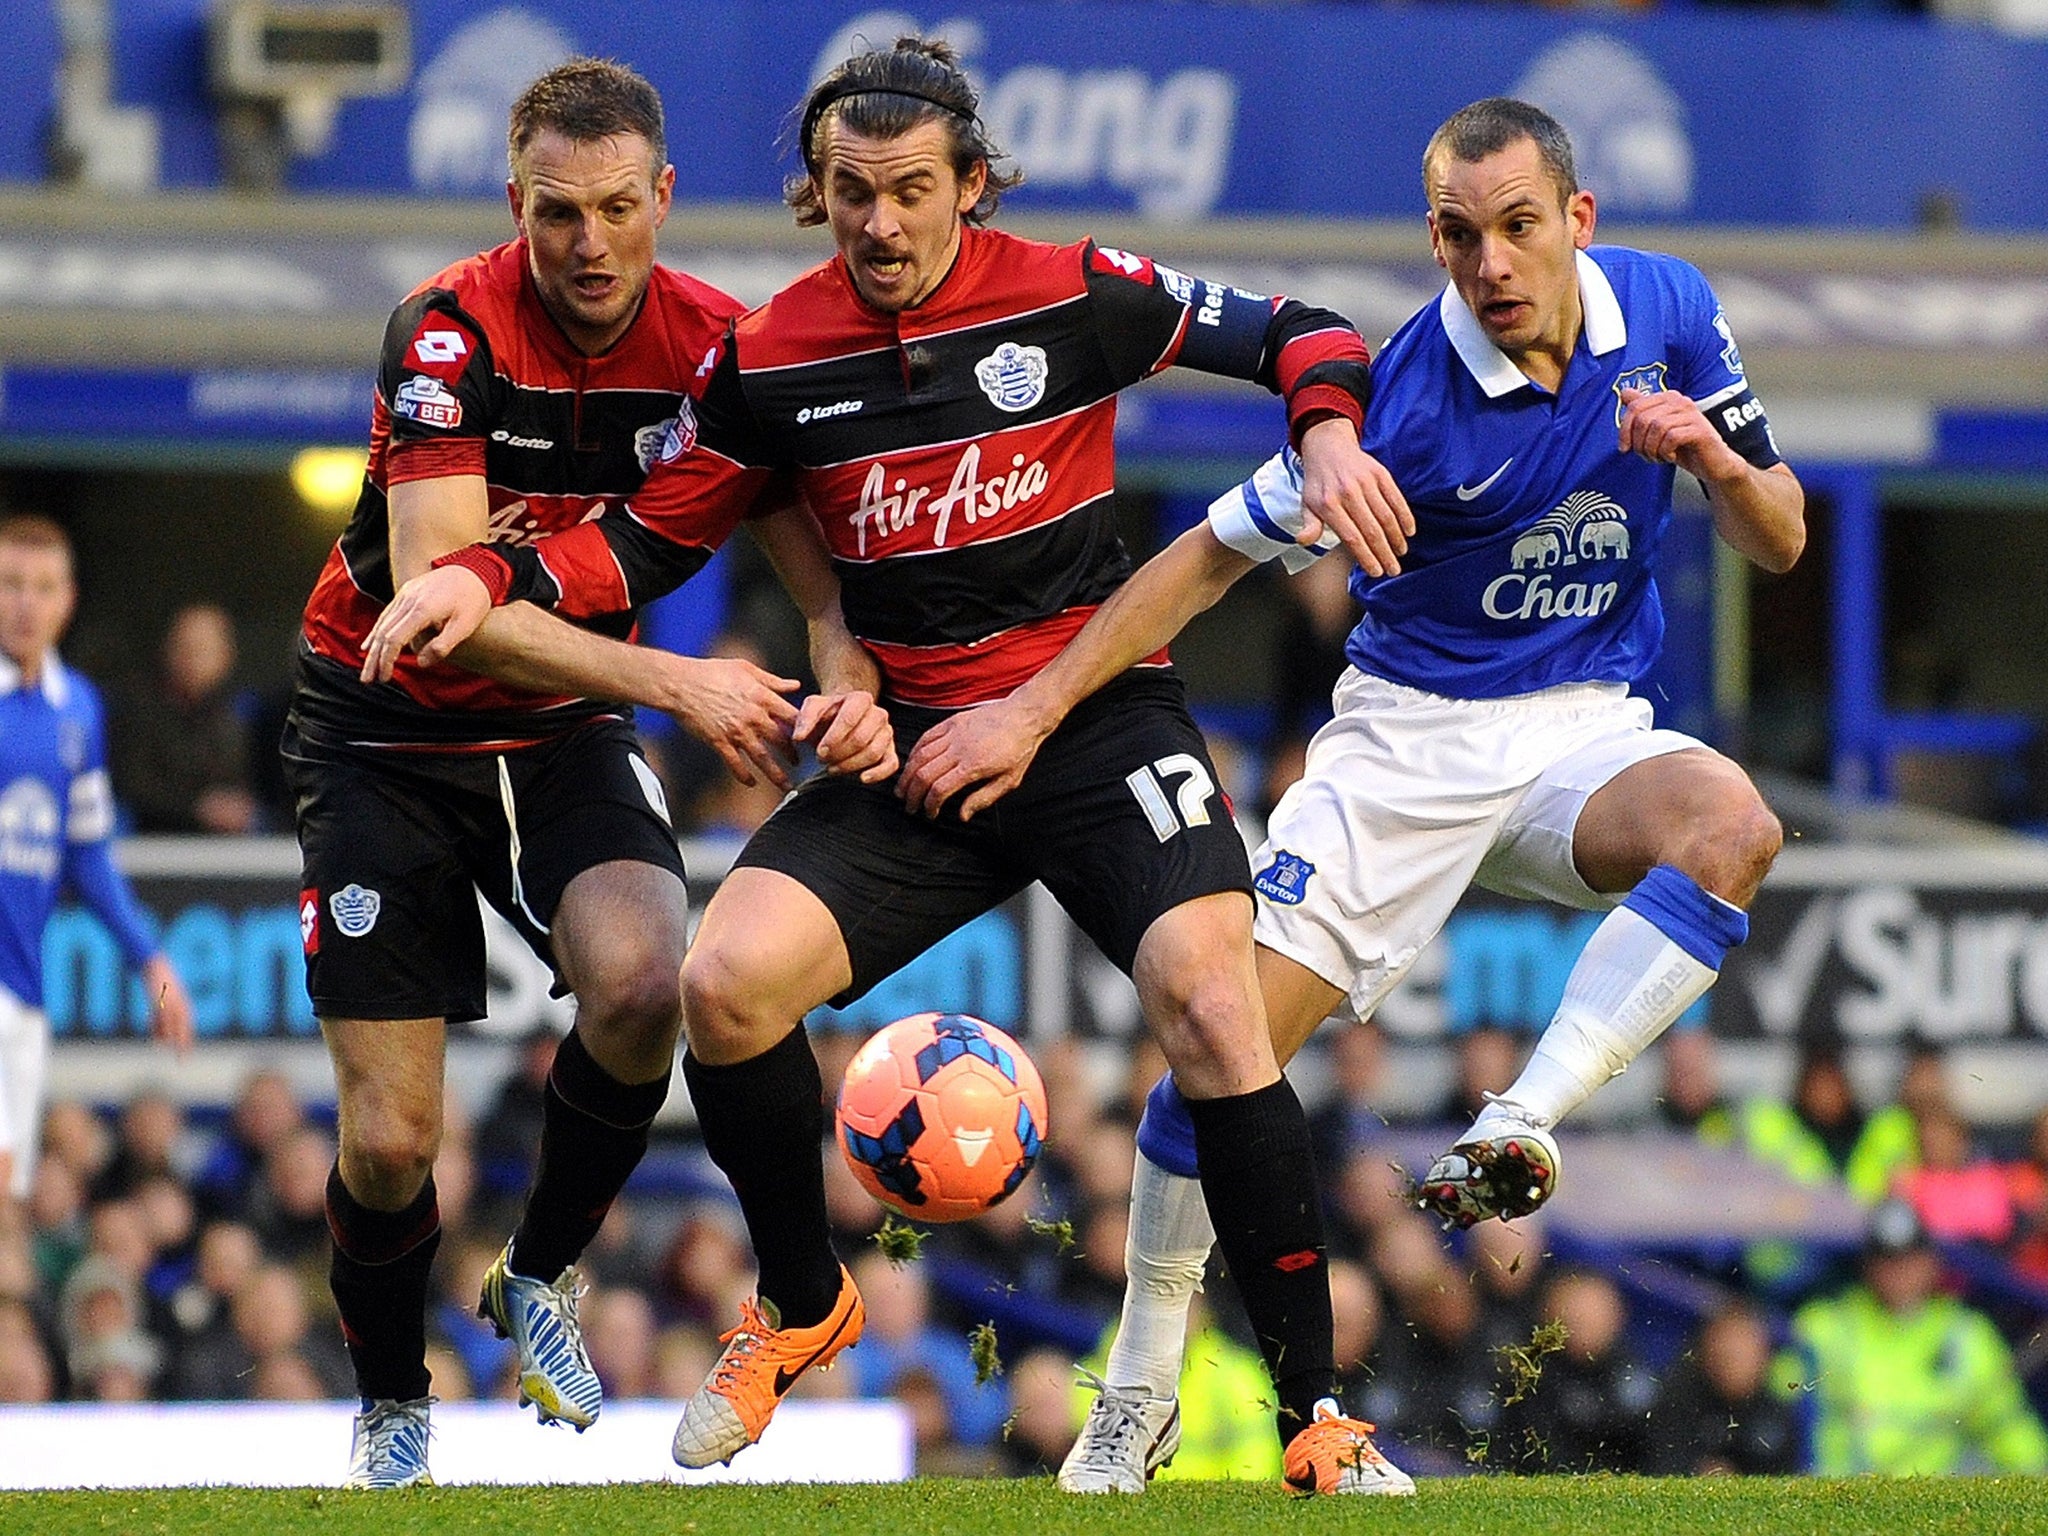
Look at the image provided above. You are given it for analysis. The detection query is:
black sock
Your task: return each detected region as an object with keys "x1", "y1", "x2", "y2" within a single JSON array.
[
  {"x1": 1184, "y1": 1079, "x2": 1337, "y2": 1445},
  {"x1": 682, "y1": 1028, "x2": 840, "y2": 1328},
  {"x1": 326, "y1": 1164, "x2": 441, "y2": 1404},
  {"x1": 508, "y1": 1027, "x2": 671, "y2": 1282}
]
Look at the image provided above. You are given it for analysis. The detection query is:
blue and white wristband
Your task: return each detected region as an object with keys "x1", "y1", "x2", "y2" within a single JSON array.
[{"x1": 1206, "y1": 446, "x2": 1338, "y2": 575}]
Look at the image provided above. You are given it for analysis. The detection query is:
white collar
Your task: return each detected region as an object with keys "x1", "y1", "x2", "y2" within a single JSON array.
[
  {"x1": 0, "y1": 649, "x2": 70, "y2": 706},
  {"x1": 1441, "y1": 248, "x2": 1628, "y2": 399}
]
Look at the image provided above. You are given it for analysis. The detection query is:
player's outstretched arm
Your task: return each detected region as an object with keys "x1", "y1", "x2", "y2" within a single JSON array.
[
  {"x1": 899, "y1": 523, "x2": 1257, "y2": 820},
  {"x1": 1618, "y1": 385, "x2": 1805, "y2": 573},
  {"x1": 363, "y1": 574, "x2": 803, "y2": 788},
  {"x1": 1296, "y1": 417, "x2": 1413, "y2": 576},
  {"x1": 748, "y1": 495, "x2": 897, "y2": 785}
]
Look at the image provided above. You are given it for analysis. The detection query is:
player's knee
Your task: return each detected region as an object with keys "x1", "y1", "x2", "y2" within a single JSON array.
[
  {"x1": 341, "y1": 1112, "x2": 439, "y2": 1204},
  {"x1": 577, "y1": 943, "x2": 684, "y2": 1043},
  {"x1": 1151, "y1": 972, "x2": 1264, "y2": 1083},
  {"x1": 1689, "y1": 793, "x2": 1782, "y2": 902},
  {"x1": 679, "y1": 945, "x2": 770, "y2": 1058}
]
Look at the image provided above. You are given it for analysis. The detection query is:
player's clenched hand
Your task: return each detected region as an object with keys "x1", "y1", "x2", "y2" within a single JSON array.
[
  {"x1": 898, "y1": 700, "x2": 1051, "y2": 822},
  {"x1": 143, "y1": 955, "x2": 195, "y2": 1055},
  {"x1": 1618, "y1": 387, "x2": 1745, "y2": 483},
  {"x1": 671, "y1": 656, "x2": 802, "y2": 788},
  {"x1": 360, "y1": 565, "x2": 493, "y2": 684},
  {"x1": 795, "y1": 690, "x2": 897, "y2": 783},
  {"x1": 1297, "y1": 417, "x2": 1413, "y2": 576}
]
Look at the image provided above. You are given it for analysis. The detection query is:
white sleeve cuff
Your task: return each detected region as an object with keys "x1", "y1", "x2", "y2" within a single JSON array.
[{"x1": 1205, "y1": 448, "x2": 1336, "y2": 576}]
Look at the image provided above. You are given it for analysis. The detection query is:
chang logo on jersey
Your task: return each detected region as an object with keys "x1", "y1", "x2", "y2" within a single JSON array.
[
  {"x1": 1483, "y1": 491, "x2": 1630, "y2": 622},
  {"x1": 1254, "y1": 850, "x2": 1316, "y2": 907},
  {"x1": 393, "y1": 376, "x2": 462, "y2": 429},
  {"x1": 848, "y1": 443, "x2": 1050, "y2": 557},
  {"x1": 0, "y1": 778, "x2": 61, "y2": 880},
  {"x1": 974, "y1": 343, "x2": 1049, "y2": 413}
]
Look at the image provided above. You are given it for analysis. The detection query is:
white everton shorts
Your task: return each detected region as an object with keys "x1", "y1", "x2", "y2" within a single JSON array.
[
  {"x1": 1251, "y1": 669, "x2": 1702, "y2": 1025},
  {"x1": 0, "y1": 984, "x2": 51, "y2": 1199}
]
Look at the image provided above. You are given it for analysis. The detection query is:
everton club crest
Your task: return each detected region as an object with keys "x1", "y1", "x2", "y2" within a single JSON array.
[
  {"x1": 1612, "y1": 361, "x2": 1668, "y2": 426},
  {"x1": 974, "y1": 342, "x2": 1049, "y2": 413}
]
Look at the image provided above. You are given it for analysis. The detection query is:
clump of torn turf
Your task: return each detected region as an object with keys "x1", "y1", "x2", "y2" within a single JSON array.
[
  {"x1": 1025, "y1": 1215, "x2": 1077, "y2": 1255},
  {"x1": 969, "y1": 1322, "x2": 1003, "y2": 1385},
  {"x1": 872, "y1": 1213, "x2": 927, "y2": 1263},
  {"x1": 1495, "y1": 1317, "x2": 1568, "y2": 1406}
]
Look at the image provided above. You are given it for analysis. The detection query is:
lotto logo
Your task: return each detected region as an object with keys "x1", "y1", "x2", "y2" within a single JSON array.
[
  {"x1": 299, "y1": 889, "x2": 319, "y2": 955},
  {"x1": 1090, "y1": 245, "x2": 1154, "y2": 285},
  {"x1": 413, "y1": 329, "x2": 469, "y2": 365}
]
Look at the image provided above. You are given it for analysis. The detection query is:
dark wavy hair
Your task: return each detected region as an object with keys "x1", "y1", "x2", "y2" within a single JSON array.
[
  {"x1": 1423, "y1": 97, "x2": 1578, "y2": 208},
  {"x1": 508, "y1": 57, "x2": 666, "y2": 185},
  {"x1": 784, "y1": 36, "x2": 1021, "y2": 228}
]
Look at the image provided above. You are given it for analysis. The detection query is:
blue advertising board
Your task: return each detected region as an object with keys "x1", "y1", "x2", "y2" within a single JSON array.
[{"x1": 8, "y1": 2, "x2": 2045, "y2": 228}]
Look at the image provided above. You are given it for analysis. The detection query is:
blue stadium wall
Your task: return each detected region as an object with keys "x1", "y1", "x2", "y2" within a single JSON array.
[{"x1": 3, "y1": 2, "x2": 2048, "y2": 228}]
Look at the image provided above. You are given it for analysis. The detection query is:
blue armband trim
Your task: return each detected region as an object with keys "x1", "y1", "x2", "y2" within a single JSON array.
[{"x1": 1621, "y1": 863, "x2": 1750, "y2": 971}]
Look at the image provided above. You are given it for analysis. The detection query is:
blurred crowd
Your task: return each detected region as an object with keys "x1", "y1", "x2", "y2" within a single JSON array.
[{"x1": 5, "y1": 1019, "x2": 2048, "y2": 1481}]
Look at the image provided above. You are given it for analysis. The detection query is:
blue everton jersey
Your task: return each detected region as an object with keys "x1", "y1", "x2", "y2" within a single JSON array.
[
  {"x1": 0, "y1": 653, "x2": 158, "y2": 1009},
  {"x1": 1348, "y1": 246, "x2": 1761, "y2": 697}
]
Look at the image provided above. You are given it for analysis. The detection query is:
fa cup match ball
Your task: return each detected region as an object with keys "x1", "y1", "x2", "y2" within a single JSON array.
[{"x1": 836, "y1": 1012, "x2": 1050, "y2": 1223}]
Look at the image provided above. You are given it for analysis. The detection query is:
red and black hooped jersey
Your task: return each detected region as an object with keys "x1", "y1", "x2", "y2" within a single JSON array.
[
  {"x1": 484, "y1": 225, "x2": 1371, "y2": 710},
  {"x1": 295, "y1": 240, "x2": 741, "y2": 748}
]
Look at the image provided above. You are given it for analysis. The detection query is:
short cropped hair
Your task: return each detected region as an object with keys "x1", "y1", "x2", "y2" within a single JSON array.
[
  {"x1": 508, "y1": 57, "x2": 666, "y2": 185},
  {"x1": 1424, "y1": 98, "x2": 1578, "y2": 208},
  {"x1": 785, "y1": 35, "x2": 1021, "y2": 228},
  {"x1": 0, "y1": 512, "x2": 72, "y2": 558}
]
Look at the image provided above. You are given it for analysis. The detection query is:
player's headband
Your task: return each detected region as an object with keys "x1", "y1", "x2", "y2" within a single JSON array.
[{"x1": 799, "y1": 82, "x2": 978, "y2": 171}]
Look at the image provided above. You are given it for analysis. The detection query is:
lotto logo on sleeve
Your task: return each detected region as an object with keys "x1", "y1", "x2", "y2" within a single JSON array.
[
  {"x1": 299, "y1": 889, "x2": 320, "y2": 955},
  {"x1": 1090, "y1": 245, "x2": 1155, "y2": 285},
  {"x1": 394, "y1": 376, "x2": 462, "y2": 430},
  {"x1": 404, "y1": 314, "x2": 479, "y2": 380}
]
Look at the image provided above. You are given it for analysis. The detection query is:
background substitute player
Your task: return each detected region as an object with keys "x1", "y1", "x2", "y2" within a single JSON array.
[
  {"x1": 364, "y1": 36, "x2": 1417, "y2": 1497},
  {"x1": 896, "y1": 96, "x2": 1804, "y2": 1491},
  {"x1": 0, "y1": 515, "x2": 193, "y2": 1236},
  {"x1": 291, "y1": 59, "x2": 885, "y2": 1488}
]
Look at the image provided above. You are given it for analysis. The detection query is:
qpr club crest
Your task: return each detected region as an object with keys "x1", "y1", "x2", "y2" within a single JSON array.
[
  {"x1": 1253, "y1": 850, "x2": 1316, "y2": 906},
  {"x1": 1612, "y1": 361, "x2": 1668, "y2": 425},
  {"x1": 328, "y1": 883, "x2": 382, "y2": 939},
  {"x1": 974, "y1": 342, "x2": 1049, "y2": 413}
]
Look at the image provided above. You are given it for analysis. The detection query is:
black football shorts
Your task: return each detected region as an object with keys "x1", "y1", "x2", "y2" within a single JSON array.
[
  {"x1": 734, "y1": 670, "x2": 1253, "y2": 1004},
  {"x1": 284, "y1": 716, "x2": 686, "y2": 1024}
]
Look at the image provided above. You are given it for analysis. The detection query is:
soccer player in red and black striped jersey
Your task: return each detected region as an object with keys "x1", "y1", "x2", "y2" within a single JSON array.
[
  {"x1": 364, "y1": 37, "x2": 1413, "y2": 1492},
  {"x1": 291, "y1": 59, "x2": 890, "y2": 1488}
]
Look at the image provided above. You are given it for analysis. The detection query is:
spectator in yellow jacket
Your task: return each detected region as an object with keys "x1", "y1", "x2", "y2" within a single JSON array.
[{"x1": 1783, "y1": 1198, "x2": 2048, "y2": 1475}]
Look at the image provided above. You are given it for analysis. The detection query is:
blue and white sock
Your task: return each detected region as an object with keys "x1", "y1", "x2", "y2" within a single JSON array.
[
  {"x1": 1477, "y1": 864, "x2": 1750, "y2": 1134},
  {"x1": 1103, "y1": 1078, "x2": 1214, "y2": 1397}
]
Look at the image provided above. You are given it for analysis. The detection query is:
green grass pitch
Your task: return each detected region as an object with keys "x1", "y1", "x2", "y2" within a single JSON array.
[{"x1": 10, "y1": 1477, "x2": 2048, "y2": 1536}]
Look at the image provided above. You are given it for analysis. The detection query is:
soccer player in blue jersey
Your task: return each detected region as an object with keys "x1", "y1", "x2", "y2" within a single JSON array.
[
  {"x1": 898, "y1": 97, "x2": 1803, "y2": 1490},
  {"x1": 0, "y1": 514, "x2": 193, "y2": 1234}
]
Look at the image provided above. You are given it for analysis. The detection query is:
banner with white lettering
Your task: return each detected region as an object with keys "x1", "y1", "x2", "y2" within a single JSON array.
[
  {"x1": 46, "y1": 840, "x2": 2048, "y2": 1045},
  {"x1": 8, "y1": 5, "x2": 2048, "y2": 229}
]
